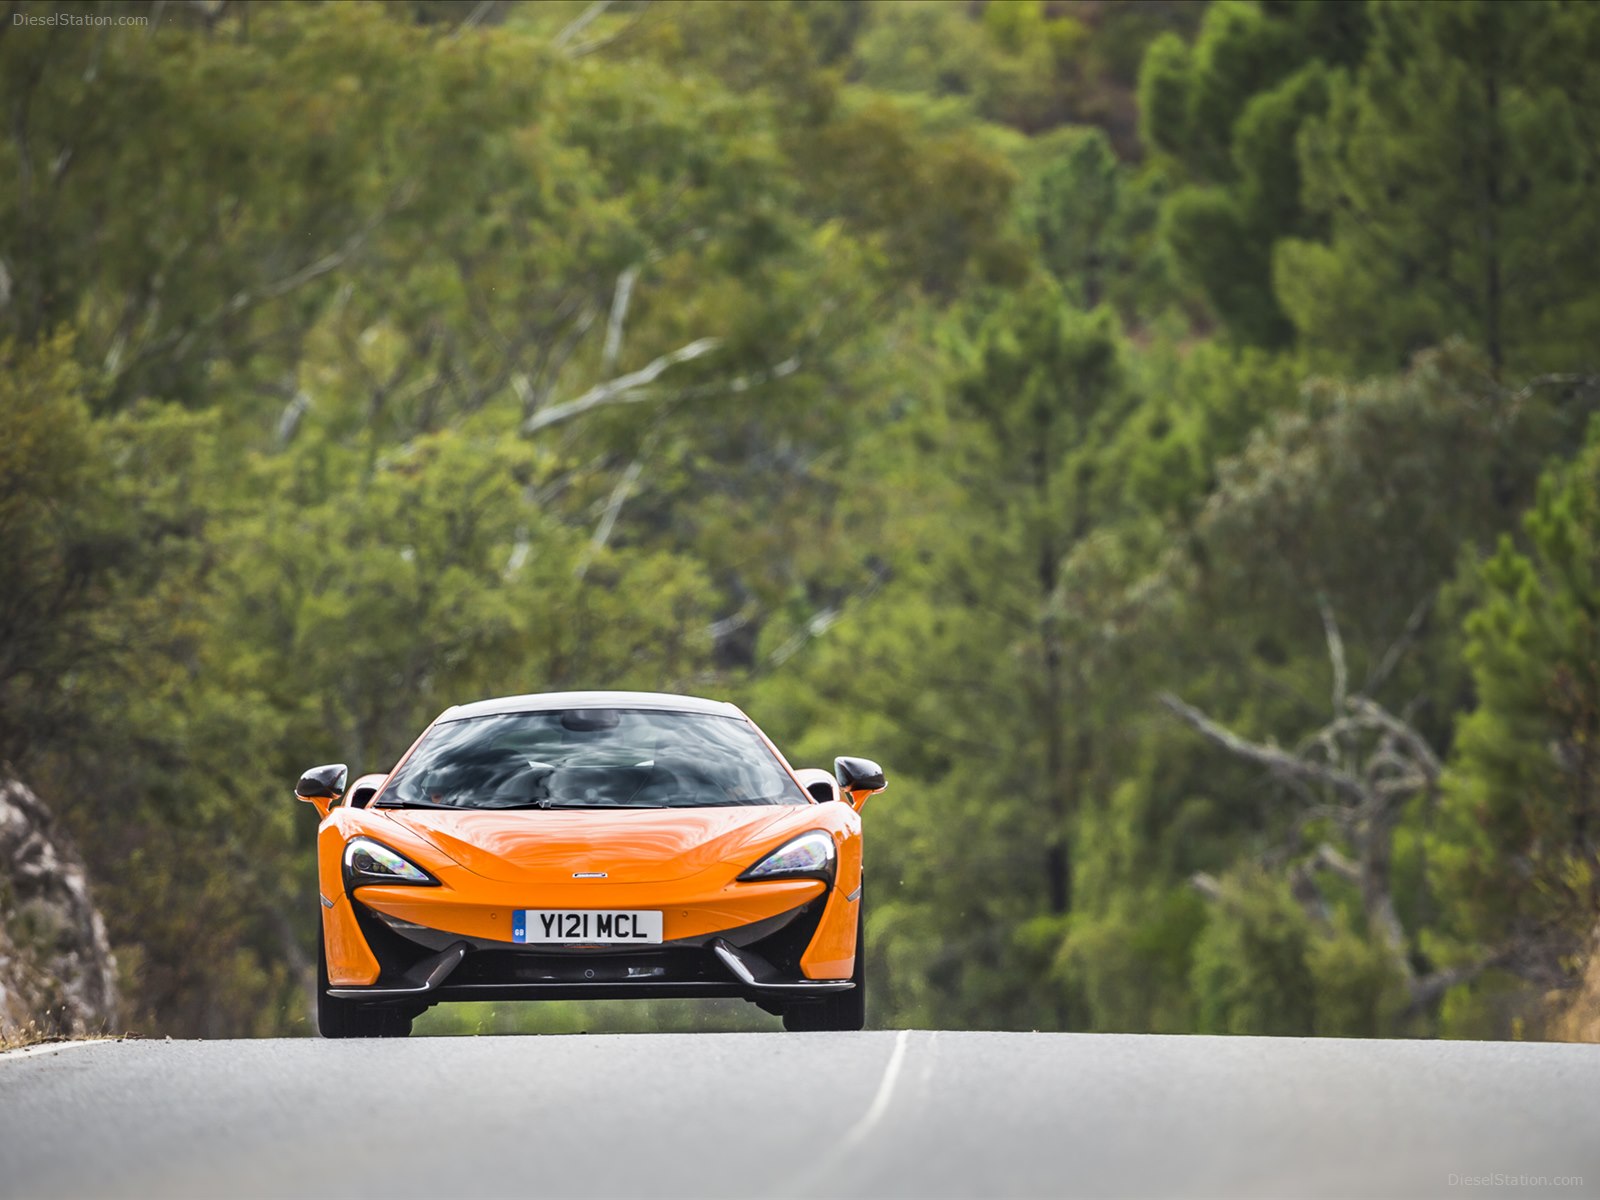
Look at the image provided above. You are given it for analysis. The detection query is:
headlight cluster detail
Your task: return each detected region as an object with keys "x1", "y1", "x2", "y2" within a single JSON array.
[
  {"x1": 739, "y1": 830, "x2": 836, "y2": 884},
  {"x1": 343, "y1": 836, "x2": 437, "y2": 887}
]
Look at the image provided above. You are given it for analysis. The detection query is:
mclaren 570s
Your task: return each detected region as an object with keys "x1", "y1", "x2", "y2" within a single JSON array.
[{"x1": 296, "y1": 691, "x2": 887, "y2": 1037}]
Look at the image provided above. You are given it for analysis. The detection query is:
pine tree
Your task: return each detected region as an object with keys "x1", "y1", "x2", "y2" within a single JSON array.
[
  {"x1": 1439, "y1": 424, "x2": 1600, "y2": 988},
  {"x1": 1277, "y1": 0, "x2": 1600, "y2": 375}
]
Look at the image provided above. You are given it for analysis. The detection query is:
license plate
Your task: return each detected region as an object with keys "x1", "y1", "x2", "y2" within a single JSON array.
[{"x1": 513, "y1": 910, "x2": 663, "y2": 944}]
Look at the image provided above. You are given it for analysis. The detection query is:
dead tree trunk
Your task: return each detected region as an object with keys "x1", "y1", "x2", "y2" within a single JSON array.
[{"x1": 1159, "y1": 602, "x2": 1498, "y2": 1016}]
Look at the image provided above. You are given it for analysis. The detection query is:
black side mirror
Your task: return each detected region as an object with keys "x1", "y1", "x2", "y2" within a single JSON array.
[
  {"x1": 295, "y1": 763, "x2": 349, "y2": 801},
  {"x1": 834, "y1": 756, "x2": 887, "y2": 794}
]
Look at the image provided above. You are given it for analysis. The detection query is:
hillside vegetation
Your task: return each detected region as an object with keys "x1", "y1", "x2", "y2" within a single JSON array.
[{"x1": 3, "y1": 0, "x2": 1599, "y2": 1039}]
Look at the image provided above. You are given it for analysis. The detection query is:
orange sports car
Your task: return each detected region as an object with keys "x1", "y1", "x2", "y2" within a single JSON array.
[{"x1": 295, "y1": 691, "x2": 886, "y2": 1037}]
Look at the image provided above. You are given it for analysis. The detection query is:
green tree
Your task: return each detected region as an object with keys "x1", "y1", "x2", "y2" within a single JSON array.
[
  {"x1": 1438, "y1": 421, "x2": 1600, "y2": 996},
  {"x1": 1138, "y1": 0, "x2": 1368, "y2": 346},
  {"x1": 1059, "y1": 349, "x2": 1596, "y2": 1036},
  {"x1": 0, "y1": 335, "x2": 115, "y2": 758},
  {"x1": 1278, "y1": 0, "x2": 1600, "y2": 374},
  {"x1": 3, "y1": 0, "x2": 1597, "y2": 1045},
  {"x1": 1018, "y1": 126, "x2": 1170, "y2": 317},
  {"x1": 1190, "y1": 870, "x2": 1319, "y2": 1035},
  {"x1": 751, "y1": 282, "x2": 1127, "y2": 1029},
  {"x1": 1190, "y1": 869, "x2": 1407, "y2": 1037},
  {"x1": 951, "y1": 285, "x2": 1122, "y2": 917}
]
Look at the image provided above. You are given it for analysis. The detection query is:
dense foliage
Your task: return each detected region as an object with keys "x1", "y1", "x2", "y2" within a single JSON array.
[{"x1": 2, "y1": 0, "x2": 1597, "y2": 1039}]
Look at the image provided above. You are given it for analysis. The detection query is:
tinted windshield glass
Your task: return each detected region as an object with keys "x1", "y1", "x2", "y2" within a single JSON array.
[{"x1": 379, "y1": 709, "x2": 808, "y2": 810}]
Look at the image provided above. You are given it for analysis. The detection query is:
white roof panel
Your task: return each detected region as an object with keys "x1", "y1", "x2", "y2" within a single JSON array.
[{"x1": 437, "y1": 690, "x2": 744, "y2": 723}]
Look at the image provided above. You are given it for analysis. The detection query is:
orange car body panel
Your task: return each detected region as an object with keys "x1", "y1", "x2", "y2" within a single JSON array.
[
  {"x1": 303, "y1": 795, "x2": 336, "y2": 821},
  {"x1": 847, "y1": 787, "x2": 883, "y2": 812},
  {"x1": 317, "y1": 820, "x2": 383, "y2": 985},
  {"x1": 316, "y1": 714, "x2": 868, "y2": 986},
  {"x1": 800, "y1": 824, "x2": 862, "y2": 979}
]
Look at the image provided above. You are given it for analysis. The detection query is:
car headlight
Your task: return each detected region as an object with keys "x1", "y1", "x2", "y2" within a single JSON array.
[
  {"x1": 343, "y1": 837, "x2": 437, "y2": 887},
  {"x1": 739, "y1": 830, "x2": 836, "y2": 884}
]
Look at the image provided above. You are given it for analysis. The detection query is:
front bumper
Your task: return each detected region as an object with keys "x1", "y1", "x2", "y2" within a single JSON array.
[{"x1": 326, "y1": 889, "x2": 852, "y2": 1005}]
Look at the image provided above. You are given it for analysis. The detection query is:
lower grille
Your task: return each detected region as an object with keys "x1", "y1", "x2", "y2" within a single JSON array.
[
  {"x1": 450, "y1": 947, "x2": 720, "y2": 987},
  {"x1": 351, "y1": 893, "x2": 834, "y2": 997}
]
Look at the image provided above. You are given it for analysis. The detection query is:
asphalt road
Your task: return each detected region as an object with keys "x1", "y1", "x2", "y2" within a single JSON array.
[{"x1": 1, "y1": 1031, "x2": 1597, "y2": 1200}]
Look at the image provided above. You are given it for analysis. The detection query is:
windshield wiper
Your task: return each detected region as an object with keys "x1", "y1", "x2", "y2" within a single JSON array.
[{"x1": 374, "y1": 800, "x2": 459, "y2": 810}]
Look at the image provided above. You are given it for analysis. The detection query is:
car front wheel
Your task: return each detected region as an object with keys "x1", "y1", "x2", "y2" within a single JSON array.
[
  {"x1": 783, "y1": 898, "x2": 866, "y2": 1032},
  {"x1": 316, "y1": 921, "x2": 412, "y2": 1038}
]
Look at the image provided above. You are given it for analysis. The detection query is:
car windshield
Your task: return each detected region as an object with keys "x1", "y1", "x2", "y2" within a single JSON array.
[{"x1": 378, "y1": 708, "x2": 809, "y2": 810}]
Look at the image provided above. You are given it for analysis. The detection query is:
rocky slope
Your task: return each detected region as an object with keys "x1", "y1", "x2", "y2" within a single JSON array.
[
  {"x1": 1552, "y1": 924, "x2": 1600, "y2": 1043},
  {"x1": 0, "y1": 776, "x2": 119, "y2": 1040}
]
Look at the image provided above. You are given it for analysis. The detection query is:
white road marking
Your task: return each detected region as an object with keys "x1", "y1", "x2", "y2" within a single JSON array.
[
  {"x1": 779, "y1": 1029, "x2": 915, "y2": 1199},
  {"x1": 837, "y1": 1028, "x2": 911, "y2": 1154},
  {"x1": 0, "y1": 1038, "x2": 115, "y2": 1064}
]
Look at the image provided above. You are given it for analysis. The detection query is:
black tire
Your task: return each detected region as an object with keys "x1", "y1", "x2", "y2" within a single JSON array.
[
  {"x1": 316, "y1": 921, "x2": 412, "y2": 1039},
  {"x1": 783, "y1": 898, "x2": 866, "y2": 1032}
]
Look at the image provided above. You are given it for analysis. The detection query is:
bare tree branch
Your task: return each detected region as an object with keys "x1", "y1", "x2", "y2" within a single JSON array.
[
  {"x1": 520, "y1": 337, "x2": 720, "y2": 435},
  {"x1": 1375, "y1": 772, "x2": 1432, "y2": 797},
  {"x1": 565, "y1": 6, "x2": 650, "y2": 58},
  {"x1": 274, "y1": 389, "x2": 311, "y2": 447},
  {"x1": 107, "y1": 186, "x2": 411, "y2": 389},
  {"x1": 670, "y1": 355, "x2": 800, "y2": 400},
  {"x1": 764, "y1": 561, "x2": 892, "y2": 668},
  {"x1": 1405, "y1": 950, "x2": 1509, "y2": 1015},
  {"x1": 553, "y1": 0, "x2": 612, "y2": 50},
  {"x1": 512, "y1": 304, "x2": 599, "y2": 423},
  {"x1": 1363, "y1": 593, "x2": 1434, "y2": 696},
  {"x1": 574, "y1": 441, "x2": 651, "y2": 582},
  {"x1": 1288, "y1": 866, "x2": 1333, "y2": 928},
  {"x1": 1366, "y1": 878, "x2": 1409, "y2": 962},
  {"x1": 449, "y1": 0, "x2": 498, "y2": 38},
  {"x1": 1317, "y1": 592, "x2": 1348, "y2": 716},
  {"x1": 1161, "y1": 608, "x2": 1463, "y2": 1020},
  {"x1": 1307, "y1": 842, "x2": 1361, "y2": 883},
  {"x1": 1502, "y1": 371, "x2": 1600, "y2": 426},
  {"x1": 601, "y1": 264, "x2": 639, "y2": 376},
  {"x1": 1158, "y1": 692, "x2": 1372, "y2": 807},
  {"x1": 1297, "y1": 714, "x2": 1366, "y2": 762},
  {"x1": 1348, "y1": 696, "x2": 1443, "y2": 785}
]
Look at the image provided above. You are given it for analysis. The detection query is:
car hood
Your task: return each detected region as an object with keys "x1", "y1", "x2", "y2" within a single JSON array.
[{"x1": 375, "y1": 804, "x2": 801, "y2": 883}]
